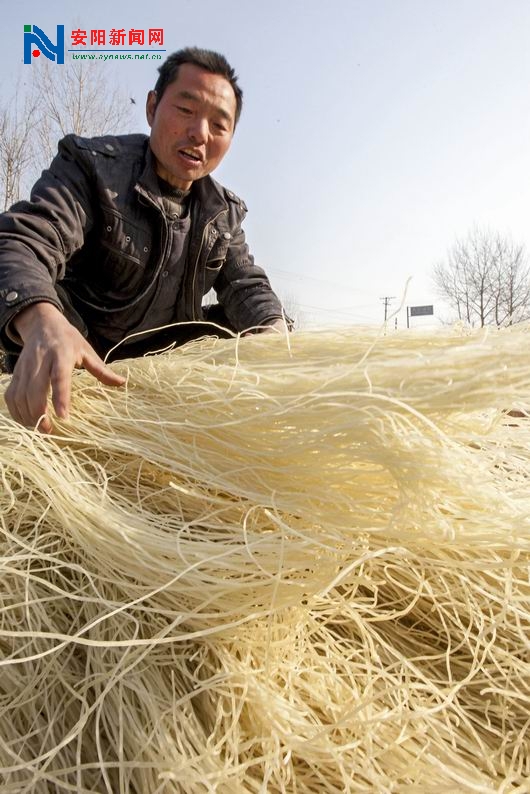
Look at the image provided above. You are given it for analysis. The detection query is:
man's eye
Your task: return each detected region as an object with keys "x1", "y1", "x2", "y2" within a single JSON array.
[
  {"x1": 176, "y1": 106, "x2": 192, "y2": 114},
  {"x1": 214, "y1": 122, "x2": 228, "y2": 132}
]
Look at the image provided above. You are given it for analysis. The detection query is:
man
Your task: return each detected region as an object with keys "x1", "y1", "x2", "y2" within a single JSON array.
[{"x1": 0, "y1": 47, "x2": 286, "y2": 432}]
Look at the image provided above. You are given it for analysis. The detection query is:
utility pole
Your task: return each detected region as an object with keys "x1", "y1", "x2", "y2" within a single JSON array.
[{"x1": 380, "y1": 296, "x2": 396, "y2": 322}]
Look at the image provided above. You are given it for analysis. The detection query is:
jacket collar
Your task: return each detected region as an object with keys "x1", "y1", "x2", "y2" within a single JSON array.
[
  {"x1": 135, "y1": 145, "x2": 160, "y2": 197},
  {"x1": 192, "y1": 174, "x2": 229, "y2": 220},
  {"x1": 136, "y1": 144, "x2": 228, "y2": 223}
]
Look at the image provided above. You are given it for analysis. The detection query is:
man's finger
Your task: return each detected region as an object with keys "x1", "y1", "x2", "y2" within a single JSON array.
[
  {"x1": 6, "y1": 358, "x2": 51, "y2": 429},
  {"x1": 49, "y1": 355, "x2": 73, "y2": 420},
  {"x1": 4, "y1": 379, "x2": 24, "y2": 426},
  {"x1": 47, "y1": 349, "x2": 124, "y2": 425},
  {"x1": 35, "y1": 413, "x2": 53, "y2": 434},
  {"x1": 82, "y1": 353, "x2": 126, "y2": 387}
]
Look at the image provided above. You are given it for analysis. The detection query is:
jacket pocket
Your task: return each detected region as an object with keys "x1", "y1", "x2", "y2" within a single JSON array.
[
  {"x1": 205, "y1": 237, "x2": 229, "y2": 268},
  {"x1": 97, "y1": 210, "x2": 151, "y2": 299},
  {"x1": 203, "y1": 237, "x2": 229, "y2": 291}
]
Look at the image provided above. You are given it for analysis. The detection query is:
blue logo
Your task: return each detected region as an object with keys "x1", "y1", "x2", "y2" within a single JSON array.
[{"x1": 24, "y1": 25, "x2": 65, "y2": 64}]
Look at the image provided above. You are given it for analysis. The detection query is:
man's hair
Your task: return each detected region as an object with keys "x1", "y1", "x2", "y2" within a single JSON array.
[{"x1": 154, "y1": 47, "x2": 243, "y2": 125}]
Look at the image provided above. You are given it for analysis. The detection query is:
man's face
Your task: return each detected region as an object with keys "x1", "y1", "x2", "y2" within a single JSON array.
[{"x1": 146, "y1": 63, "x2": 237, "y2": 190}]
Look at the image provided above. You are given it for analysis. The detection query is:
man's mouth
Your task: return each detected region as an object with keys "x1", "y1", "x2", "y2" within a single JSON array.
[{"x1": 179, "y1": 148, "x2": 203, "y2": 163}]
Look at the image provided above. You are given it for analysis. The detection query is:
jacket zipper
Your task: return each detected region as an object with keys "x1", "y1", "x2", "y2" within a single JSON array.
[{"x1": 191, "y1": 208, "x2": 228, "y2": 318}]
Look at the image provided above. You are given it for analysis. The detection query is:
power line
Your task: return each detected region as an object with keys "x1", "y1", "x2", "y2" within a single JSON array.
[
  {"x1": 297, "y1": 303, "x2": 378, "y2": 321},
  {"x1": 268, "y1": 267, "x2": 376, "y2": 297}
]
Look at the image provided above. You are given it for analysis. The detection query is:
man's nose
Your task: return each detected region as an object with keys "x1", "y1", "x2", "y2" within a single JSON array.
[{"x1": 188, "y1": 117, "x2": 209, "y2": 143}]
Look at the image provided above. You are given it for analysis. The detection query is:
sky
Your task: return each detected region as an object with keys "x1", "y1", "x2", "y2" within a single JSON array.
[{"x1": 2, "y1": 0, "x2": 530, "y2": 329}]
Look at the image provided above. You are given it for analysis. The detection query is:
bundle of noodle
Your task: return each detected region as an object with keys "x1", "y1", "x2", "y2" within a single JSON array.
[{"x1": 1, "y1": 324, "x2": 529, "y2": 793}]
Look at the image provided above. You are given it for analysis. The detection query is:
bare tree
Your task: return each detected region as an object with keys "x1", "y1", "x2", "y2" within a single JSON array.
[
  {"x1": 433, "y1": 227, "x2": 530, "y2": 327},
  {"x1": 0, "y1": 61, "x2": 134, "y2": 208},
  {"x1": 0, "y1": 61, "x2": 134, "y2": 370},
  {"x1": 0, "y1": 89, "x2": 38, "y2": 210},
  {"x1": 33, "y1": 59, "x2": 134, "y2": 173}
]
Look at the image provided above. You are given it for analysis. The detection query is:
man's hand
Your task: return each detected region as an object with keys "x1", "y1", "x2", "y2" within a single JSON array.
[
  {"x1": 4, "y1": 302, "x2": 126, "y2": 432},
  {"x1": 242, "y1": 318, "x2": 287, "y2": 336},
  {"x1": 263, "y1": 318, "x2": 287, "y2": 333}
]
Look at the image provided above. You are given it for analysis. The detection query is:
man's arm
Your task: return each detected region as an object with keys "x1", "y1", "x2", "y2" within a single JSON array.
[
  {"x1": 0, "y1": 136, "x2": 126, "y2": 430},
  {"x1": 4, "y1": 302, "x2": 125, "y2": 432},
  {"x1": 212, "y1": 211, "x2": 288, "y2": 332},
  {"x1": 0, "y1": 137, "x2": 94, "y2": 350}
]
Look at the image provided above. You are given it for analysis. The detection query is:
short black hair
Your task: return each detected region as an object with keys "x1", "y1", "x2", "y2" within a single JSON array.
[{"x1": 154, "y1": 47, "x2": 243, "y2": 126}]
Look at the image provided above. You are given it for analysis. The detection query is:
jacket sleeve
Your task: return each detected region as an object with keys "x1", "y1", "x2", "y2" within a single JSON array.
[
  {"x1": 0, "y1": 135, "x2": 93, "y2": 351},
  {"x1": 213, "y1": 203, "x2": 285, "y2": 331}
]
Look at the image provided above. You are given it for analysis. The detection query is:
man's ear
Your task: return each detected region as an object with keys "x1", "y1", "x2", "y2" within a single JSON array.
[{"x1": 146, "y1": 90, "x2": 157, "y2": 127}]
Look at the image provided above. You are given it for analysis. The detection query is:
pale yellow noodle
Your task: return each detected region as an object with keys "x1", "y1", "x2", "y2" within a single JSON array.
[{"x1": 0, "y1": 324, "x2": 529, "y2": 792}]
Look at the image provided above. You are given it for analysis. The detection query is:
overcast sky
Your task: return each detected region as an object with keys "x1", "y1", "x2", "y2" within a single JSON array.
[{"x1": 3, "y1": 0, "x2": 530, "y2": 329}]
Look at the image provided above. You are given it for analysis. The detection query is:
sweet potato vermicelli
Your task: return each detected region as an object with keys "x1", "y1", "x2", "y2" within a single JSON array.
[{"x1": 1, "y1": 325, "x2": 529, "y2": 793}]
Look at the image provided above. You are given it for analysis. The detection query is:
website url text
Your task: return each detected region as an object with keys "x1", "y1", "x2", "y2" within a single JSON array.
[{"x1": 72, "y1": 53, "x2": 162, "y2": 60}]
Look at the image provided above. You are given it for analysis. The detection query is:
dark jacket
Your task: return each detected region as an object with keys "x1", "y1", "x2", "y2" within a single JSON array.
[{"x1": 0, "y1": 133, "x2": 283, "y2": 357}]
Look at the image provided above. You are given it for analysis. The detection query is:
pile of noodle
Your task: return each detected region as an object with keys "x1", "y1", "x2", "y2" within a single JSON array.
[{"x1": 1, "y1": 324, "x2": 529, "y2": 793}]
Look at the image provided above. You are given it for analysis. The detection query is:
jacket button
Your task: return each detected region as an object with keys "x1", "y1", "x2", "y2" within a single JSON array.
[
  {"x1": 105, "y1": 143, "x2": 114, "y2": 151},
  {"x1": 161, "y1": 270, "x2": 169, "y2": 278},
  {"x1": 5, "y1": 290, "x2": 18, "y2": 302},
  {"x1": 222, "y1": 232, "x2": 231, "y2": 240}
]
